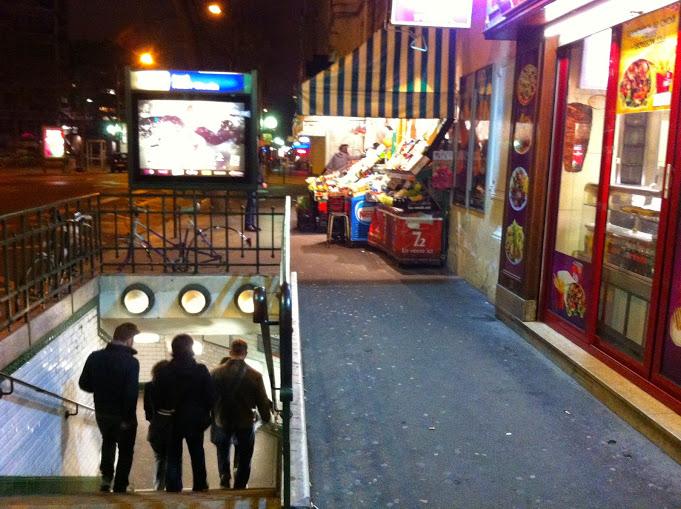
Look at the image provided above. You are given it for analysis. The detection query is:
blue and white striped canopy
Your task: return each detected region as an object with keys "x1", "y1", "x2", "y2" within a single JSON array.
[{"x1": 298, "y1": 27, "x2": 456, "y2": 119}]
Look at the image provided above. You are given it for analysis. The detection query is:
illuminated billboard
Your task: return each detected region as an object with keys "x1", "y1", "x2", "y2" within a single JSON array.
[
  {"x1": 42, "y1": 127, "x2": 65, "y2": 159},
  {"x1": 128, "y1": 69, "x2": 258, "y2": 190},
  {"x1": 390, "y1": 0, "x2": 473, "y2": 28}
]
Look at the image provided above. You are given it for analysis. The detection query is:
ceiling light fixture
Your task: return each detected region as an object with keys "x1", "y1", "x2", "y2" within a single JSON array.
[
  {"x1": 178, "y1": 285, "x2": 211, "y2": 315},
  {"x1": 121, "y1": 284, "x2": 155, "y2": 315}
]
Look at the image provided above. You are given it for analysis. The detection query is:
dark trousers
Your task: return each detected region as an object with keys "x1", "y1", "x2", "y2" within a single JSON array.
[
  {"x1": 214, "y1": 426, "x2": 255, "y2": 489},
  {"x1": 148, "y1": 417, "x2": 171, "y2": 491},
  {"x1": 165, "y1": 427, "x2": 208, "y2": 492},
  {"x1": 244, "y1": 191, "x2": 257, "y2": 228},
  {"x1": 96, "y1": 414, "x2": 136, "y2": 492}
]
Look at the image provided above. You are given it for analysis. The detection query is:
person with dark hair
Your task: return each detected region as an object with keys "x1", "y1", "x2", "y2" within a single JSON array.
[
  {"x1": 79, "y1": 322, "x2": 140, "y2": 493},
  {"x1": 323, "y1": 143, "x2": 355, "y2": 175},
  {"x1": 153, "y1": 334, "x2": 213, "y2": 492},
  {"x1": 144, "y1": 360, "x2": 171, "y2": 490},
  {"x1": 212, "y1": 338, "x2": 272, "y2": 489}
]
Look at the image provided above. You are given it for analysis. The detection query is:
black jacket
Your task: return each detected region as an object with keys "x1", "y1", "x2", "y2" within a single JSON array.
[
  {"x1": 153, "y1": 355, "x2": 214, "y2": 432},
  {"x1": 78, "y1": 342, "x2": 140, "y2": 423},
  {"x1": 212, "y1": 359, "x2": 271, "y2": 430}
]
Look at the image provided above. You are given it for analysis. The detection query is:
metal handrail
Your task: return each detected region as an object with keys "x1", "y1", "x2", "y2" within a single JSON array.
[{"x1": 0, "y1": 371, "x2": 95, "y2": 418}]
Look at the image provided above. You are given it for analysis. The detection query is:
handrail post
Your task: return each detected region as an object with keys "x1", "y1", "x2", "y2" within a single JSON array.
[{"x1": 279, "y1": 282, "x2": 293, "y2": 509}]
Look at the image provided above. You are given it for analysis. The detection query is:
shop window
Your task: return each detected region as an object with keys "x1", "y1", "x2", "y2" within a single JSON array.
[
  {"x1": 548, "y1": 34, "x2": 609, "y2": 331},
  {"x1": 454, "y1": 65, "x2": 493, "y2": 211}
]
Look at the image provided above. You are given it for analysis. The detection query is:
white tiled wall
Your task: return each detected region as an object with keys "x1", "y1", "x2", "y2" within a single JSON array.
[{"x1": 0, "y1": 308, "x2": 103, "y2": 476}]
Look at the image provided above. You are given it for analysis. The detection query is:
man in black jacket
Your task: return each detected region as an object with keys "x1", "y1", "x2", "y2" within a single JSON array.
[
  {"x1": 153, "y1": 334, "x2": 213, "y2": 492},
  {"x1": 79, "y1": 322, "x2": 140, "y2": 493},
  {"x1": 212, "y1": 338, "x2": 272, "y2": 489}
]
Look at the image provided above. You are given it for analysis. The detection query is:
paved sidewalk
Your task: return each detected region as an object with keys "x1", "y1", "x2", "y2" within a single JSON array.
[{"x1": 295, "y1": 249, "x2": 681, "y2": 507}]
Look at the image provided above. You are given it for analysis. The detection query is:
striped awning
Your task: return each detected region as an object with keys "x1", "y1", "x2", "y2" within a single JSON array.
[{"x1": 298, "y1": 27, "x2": 456, "y2": 119}]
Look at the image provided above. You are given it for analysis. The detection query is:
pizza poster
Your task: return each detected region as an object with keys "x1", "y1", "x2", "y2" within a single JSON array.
[
  {"x1": 660, "y1": 216, "x2": 681, "y2": 386},
  {"x1": 549, "y1": 252, "x2": 592, "y2": 331},
  {"x1": 501, "y1": 48, "x2": 539, "y2": 281},
  {"x1": 617, "y1": 4, "x2": 679, "y2": 114}
]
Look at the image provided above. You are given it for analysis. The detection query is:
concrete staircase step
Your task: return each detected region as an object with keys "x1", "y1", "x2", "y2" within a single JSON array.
[{"x1": 0, "y1": 488, "x2": 279, "y2": 508}]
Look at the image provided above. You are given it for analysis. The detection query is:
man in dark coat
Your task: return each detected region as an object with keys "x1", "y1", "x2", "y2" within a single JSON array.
[
  {"x1": 79, "y1": 322, "x2": 140, "y2": 493},
  {"x1": 212, "y1": 338, "x2": 272, "y2": 489},
  {"x1": 153, "y1": 334, "x2": 213, "y2": 492}
]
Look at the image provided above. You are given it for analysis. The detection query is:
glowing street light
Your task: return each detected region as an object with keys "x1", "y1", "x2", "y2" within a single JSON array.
[
  {"x1": 262, "y1": 115, "x2": 278, "y2": 130},
  {"x1": 139, "y1": 52, "x2": 155, "y2": 66},
  {"x1": 207, "y1": 2, "x2": 224, "y2": 16}
]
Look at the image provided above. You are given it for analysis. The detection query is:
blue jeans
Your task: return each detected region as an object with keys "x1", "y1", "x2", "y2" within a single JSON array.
[{"x1": 213, "y1": 425, "x2": 255, "y2": 489}]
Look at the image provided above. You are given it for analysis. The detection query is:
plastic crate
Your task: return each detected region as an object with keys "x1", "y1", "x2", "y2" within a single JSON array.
[{"x1": 327, "y1": 193, "x2": 348, "y2": 214}]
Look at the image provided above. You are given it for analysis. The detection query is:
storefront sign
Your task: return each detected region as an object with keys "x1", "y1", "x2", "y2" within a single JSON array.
[
  {"x1": 486, "y1": 0, "x2": 535, "y2": 29},
  {"x1": 391, "y1": 0, "x2": 473, "y2": 29},
  {"x1": 42, "y1": 127, "x2": 65, "y2": 159},
  {"x1": 501, "y1": 48, "x2": 540, "y2": 281},
  {"x1": 617, "y1": 4, "x2": 679, "y2": 114}
]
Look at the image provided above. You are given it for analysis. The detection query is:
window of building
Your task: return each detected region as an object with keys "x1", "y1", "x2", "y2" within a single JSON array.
[{"x1": 454, "y1": 65, "x2": 493, "y2": 211}]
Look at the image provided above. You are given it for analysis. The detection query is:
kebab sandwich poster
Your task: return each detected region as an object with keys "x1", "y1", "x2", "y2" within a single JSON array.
[{"x1": 617, "y1": 4, "x2": 679, "y2": 114}]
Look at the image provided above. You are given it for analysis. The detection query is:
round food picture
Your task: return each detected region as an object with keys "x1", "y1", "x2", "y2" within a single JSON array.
[
  {"x1": 505, "y1": 220, "x2": 524, "y2": 265},
  {"x1": 517, "y1": 64, "x2": 538, "y2": 106},
  {"x1": 509, "y1": 167, "x2": 529, "y2": 211},
  {"x1": 513, "y1": 113, "x2": 533, "y2": 154},
  {"x1": 620, "y1": 59, "x2": 652, "y2": 108},
  {"x1": 670, "y1": 307, "x2": 681, "y2": 347}
]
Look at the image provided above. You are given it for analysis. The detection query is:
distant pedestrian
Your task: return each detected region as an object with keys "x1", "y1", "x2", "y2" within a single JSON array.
[
  {"x1": 244, "y1": 173, "x2": 267, "y2": 232},
  {"x1": 212, "y1": 338, "x2": 272, "y2": 489},
  {"x1": 154, "y1": 334, "x2": 213, "y2": 492},
  {"x1": 143, "y1": 360, "x2": 171, "y2": 491},
  {"x1": 79, "y1": 322, "x2": 140, "y2": 493}
]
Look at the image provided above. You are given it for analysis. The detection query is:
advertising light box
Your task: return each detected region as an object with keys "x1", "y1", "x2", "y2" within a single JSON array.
[
  {"x1": 127, "y1": 69, "x2": 258, "y2": 190},
  {"x1": 391, "y1": 0, "x2": 473, "y2": 28},
  {"x1": 42, "y1": 127, "x2": 65, "y2": 159}
]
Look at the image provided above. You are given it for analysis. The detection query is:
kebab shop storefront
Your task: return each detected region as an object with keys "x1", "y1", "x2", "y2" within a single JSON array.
[{"x1": 488, "y1": 0, "x2": 681, "y2": 410}]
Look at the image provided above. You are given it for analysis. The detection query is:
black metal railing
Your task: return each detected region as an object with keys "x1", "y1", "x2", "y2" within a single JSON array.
[
  {"x1": 0, "y1": 194, "x2": 100, "y2": 332},
  {"x1": 0, "y1": 371, "x2": 95, "y2": 418},
  {"x1": 98, "y1": 190, "x2": 285, "y2": 275}
]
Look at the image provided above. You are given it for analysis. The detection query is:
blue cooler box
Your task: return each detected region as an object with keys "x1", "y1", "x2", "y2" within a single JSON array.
[{"x1": 350, "y1": 195, "x2": 376, "y2": 242}]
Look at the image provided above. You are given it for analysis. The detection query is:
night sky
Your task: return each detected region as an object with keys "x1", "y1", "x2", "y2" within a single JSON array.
[{"x1": 66, "y1": 0, "x2": 315, "y2": 130}]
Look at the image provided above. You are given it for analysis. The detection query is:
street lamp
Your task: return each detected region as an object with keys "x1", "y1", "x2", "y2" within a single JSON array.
[
  {"x1": 207, "y1": 2, "x2": 224, "y2": 17},
  {"x1": 139, "y1": 51, "x2": 155, "y2": 67},
  {"x1": 262, "y1": 115, "x2": 278, "y2": 130}
]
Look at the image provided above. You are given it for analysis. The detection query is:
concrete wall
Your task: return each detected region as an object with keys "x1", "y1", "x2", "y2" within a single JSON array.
[
  {"x1": 448, "y1": 0, "x2": 516, "y2": 301},
  {"x1": 0, "y1": 306, "x2": 102, "y2": 476}
]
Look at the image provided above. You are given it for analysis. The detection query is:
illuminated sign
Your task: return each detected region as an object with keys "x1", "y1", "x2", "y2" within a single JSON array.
[
  {"x1": 131, "y1": 70, "x2": 250, "y2": 94},
  {"x1": 42, "y1": 127, "x2": 65, "y2": 159},
  {"x1": 391, "y1": 0, "x2": 473, "y2": 28}
]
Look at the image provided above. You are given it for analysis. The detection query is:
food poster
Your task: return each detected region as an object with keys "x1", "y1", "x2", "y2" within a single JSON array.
[
  {"x1": 660, "y1": 214, "x2": 681, "y2": 386},
  {"x1": 470, "y1": 65, "x2": 493, "y2": 210},
  {"x1": 501, "y1": 48, "x2": 540, "y2": 280},
  {"x1": 617, "y1": 4, "x2": 679, "y2": 114},
  {"x1": 550, "y1": 252, "x2": 592, "y2": 330},
  {"x1": 454, "y1": 74, "x2": 474, "y2": 206}
]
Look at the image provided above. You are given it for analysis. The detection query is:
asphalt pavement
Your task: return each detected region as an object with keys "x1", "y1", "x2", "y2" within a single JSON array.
[{"x1": 298, "y1": 275, "x2": 681, "y2": 508}]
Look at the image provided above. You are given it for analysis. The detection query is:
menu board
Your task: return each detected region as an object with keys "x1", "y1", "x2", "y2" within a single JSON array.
[
  {"x1": 501, "y1": 48, "x2": 540, "y2": 281},
  {"x1": 617, "y1": 4, "x2": 679, "y2": 114}
]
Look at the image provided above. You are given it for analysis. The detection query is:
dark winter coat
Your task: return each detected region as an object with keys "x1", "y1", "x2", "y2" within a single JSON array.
[
  {"x1": 212, "y1": 359, "x2": 272, "y2": 430},
  {"x1": 153, "y1": 355, "x2": 214, "y2": 432},
  {"x1": 78, "y1": 342, "x2": 140, "y2": 423}
]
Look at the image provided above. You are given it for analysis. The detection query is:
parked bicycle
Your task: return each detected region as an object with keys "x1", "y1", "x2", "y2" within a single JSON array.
[{"x1": 116, "y1": 204, "x2": 250, "y2": 272}]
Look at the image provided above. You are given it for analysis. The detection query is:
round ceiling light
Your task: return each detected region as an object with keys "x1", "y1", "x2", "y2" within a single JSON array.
[
  {"x1": 234, "y1": 284, "x2": 255, "y2": 314},
  {"x1": 121, "y1": 284, "x2": 154, "y2": 315},
  {"x1": 178, "y1": 285, "x2": 211, "y2": 315}
]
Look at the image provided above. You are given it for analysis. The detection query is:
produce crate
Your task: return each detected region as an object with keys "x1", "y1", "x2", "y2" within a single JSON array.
[{"x1": 327, "y1": 193, "x2": 348, "y2": 214}]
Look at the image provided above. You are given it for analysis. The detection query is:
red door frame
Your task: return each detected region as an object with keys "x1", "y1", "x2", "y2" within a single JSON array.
[{"x1": 651, "y1": 22, "x2": 681, "y2": 400}]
